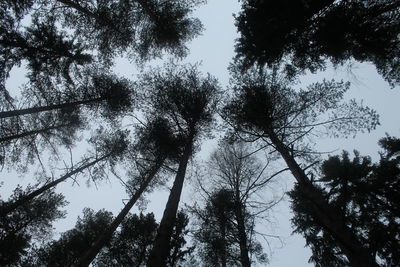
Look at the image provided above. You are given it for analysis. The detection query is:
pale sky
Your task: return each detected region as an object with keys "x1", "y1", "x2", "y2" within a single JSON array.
[{"x1": 2, "y1": 1, "x2": 400, "y2": 266}]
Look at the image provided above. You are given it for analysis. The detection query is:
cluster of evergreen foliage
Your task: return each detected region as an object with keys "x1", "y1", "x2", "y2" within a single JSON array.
[{"x1": 1, "y1": 0, "x2": 399, "y2": 266}]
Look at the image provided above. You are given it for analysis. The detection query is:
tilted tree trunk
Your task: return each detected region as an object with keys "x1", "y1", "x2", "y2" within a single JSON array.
[
  {"x1": 0, "y1": 97, "x2": 103, "y2": 119},
  {"x1": 75, "y1": 158, "x2": 165, "y2": 267},
  {"x1": 0, "y1": 122, "x2": 74, "y2": 143},
  {"x1": 220, "y1": 221, "x2": 228, "y2": 267},
  {"x1": 146, "y1": 132, "x2": 194, "y2": 267},
  {"x1": 268, "y1": 131, "x2": 378, "y2": 267},
  {"x1": 234, "y1": 192, "x2": 251, "y2": 267},
  {"x1": 0, "y1": 153, "x2": 111, "y2": 217}
]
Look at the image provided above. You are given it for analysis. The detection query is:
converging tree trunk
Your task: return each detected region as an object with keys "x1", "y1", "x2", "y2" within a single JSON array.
[
  {"x1": 234, "y1": 195, "x2": 251, "y2": 267},
  {"x1": 0, "y1": 123, "x2": 74, "y2": 143},
  {"x1": 146, "y1": 132, "x2": 194, "y2": 267},
  {"x1": 76, "y1": 158, "x2": 165, "y2": 267},
  {"x1": 0, "y1": 97, "x2": 103, "y2": 119},
  {"x1": 0, "y1": 153, "x2": 111, "y2": 217},
  {"x1": 268, "y1": 131, "x2": 378, "y2": 267}
]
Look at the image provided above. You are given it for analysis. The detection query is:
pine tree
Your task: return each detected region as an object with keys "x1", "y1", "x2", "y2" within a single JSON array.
[
  {"x1": 235, "y1": 0, "x2": 400, "y2": 86},
  {"x1": 290, "y1": 136, "x2": 400, "y2": 266},
  {"x1": 223, "y1": 65, "x2": 380, "y2": 266},
  {"x1": 144, "y1": 63, "x2": 220, "y2": 267}
]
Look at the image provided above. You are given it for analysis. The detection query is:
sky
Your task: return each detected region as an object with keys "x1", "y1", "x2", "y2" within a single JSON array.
[{"x1": 2, "y1": 0, "x2": 400, "y2": 266}]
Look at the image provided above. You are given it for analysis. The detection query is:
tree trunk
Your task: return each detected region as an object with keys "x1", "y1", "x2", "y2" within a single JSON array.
[
  {"x1": 146, "y1": 133, "x2": 194, "y2": 267},
  {"x1": 220, "y1": 222, "x2": 227, "y2": 267},
  {"x1": 0, "y1": 123, "x2": 73, "y2": 143},
  {"x1": 0, "y1": 153, "x2": 111, "y2": 217},
  {"x1": 268, "y1": 131, "x2": 378, "y2": 267},
  {"x1": 234, "y1": 195, "x2": 251, "y2": 267},
  {"x1": 0, "y1": 97, "x2": 103, "y2": 119},
  {"x1": 75, "y1": 158, "x2": 164, "y2": 267}
]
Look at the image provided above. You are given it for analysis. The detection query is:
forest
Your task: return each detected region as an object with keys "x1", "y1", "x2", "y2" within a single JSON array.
[{"x1": 0, "y1": 0, "x2": 399, "y2": 266}]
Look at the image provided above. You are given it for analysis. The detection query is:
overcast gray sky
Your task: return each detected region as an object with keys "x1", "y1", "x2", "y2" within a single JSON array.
[{"x1": 2, "y1": 1, "x2": 400, "y2": 266}]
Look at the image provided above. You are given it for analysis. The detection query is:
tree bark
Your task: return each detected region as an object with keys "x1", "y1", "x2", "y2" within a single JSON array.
[
  {"x1": 0, "y1": 97, "x2": 103, "y2": 119},
  {"x1": 268, "y1": 131, "x2": 378, "y2": 267},
  {"x1": 76, "y1": 158, "x2": 164, "y2": 267},
  {"x1": 234, "y1": 195, "x2": 251, "y2": 267},
  {"x1": 220, "y1": 222, "x2": 228, "y2": 267},
  {"x1": 0, "y1": 154, "x2": 111, "y2": 217},
  {"x1": 146, "y1": 132, "x2": 194, "y2": 267}
]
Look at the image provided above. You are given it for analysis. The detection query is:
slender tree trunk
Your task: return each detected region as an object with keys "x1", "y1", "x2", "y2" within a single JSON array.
[
  {"x1": 268, "y1": 131, "x2": 378, "y2": 267},
  {"x1": 0, "y1": 153, "x2": 111, "y2": 217},
  {"x1": 234, "y1": 195, "x2": 251, "y2": 267},
  {"x1": 220, "y1": 222, "x2": 227, "y2": 267},
  {"x1": 76, "y1": 158, "x2": 165, "y2": 267},
  {"x1": 0, "y1": 97, "x2": 103, "y2": 119},
  {"x1": 0, "y1": 123, "x2": 72, "y2": 143},
  {"x1": 146, "y1": 132, "x2": 194, "y2": 267}
]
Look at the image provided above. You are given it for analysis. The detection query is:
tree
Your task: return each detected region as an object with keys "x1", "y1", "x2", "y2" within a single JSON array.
[
  {"x1": 144, "y1": 63, "x2": 220, "y2": 267},
  {"x1": 0, "y1": 71, "x2": 134, "y2": 170},
  {"x1": 192, "y1": 142, "x2": 275, "y2": 266},
  {"x1": 223, "y1": 65, "x2": 380, "y2": 266},
  {"x1": 92, "y1": 211, "x2": 192, "y2": 267},
  {"x1": 75, "y1": 117, "x2": 185, "y2": 266},
  {"x1": 0, "y1": 71, "x2": 134, "y2": 120},
  {"x1": 0, "y1": 129, "x2": 128, "y2": 217},
  {"x1": 28, "y1": 208, "x2": 113, "y2": 267},
  {"x1": 0, "y1": 186, "x2": 67, "y2": 266},
  {"x1": 94, "y1": 212, "x2": 159, "y2": 267},
  {"x1": 1, "y1": 0, "x2": 203, "y2": 89},
  {"x1": 290, "y1": 136, "x2": 400, "y2": 266},
  {"x1": 166, "y1": 211, "x2": 195, "y2": 267},
  {"x1": 235, "y1": 0, "x2": 400, "y2": 86},
  {"x1": 192, "y1": 189, "x2": 240, "y2": 267}
]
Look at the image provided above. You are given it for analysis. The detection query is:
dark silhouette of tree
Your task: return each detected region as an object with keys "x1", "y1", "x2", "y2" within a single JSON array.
[
  {"x1": 0, "y1": 72, "x2": 134, "y2": 169},
  {"x1": 192, "y1": 141, "x2": 276, "y2": 266},
  {"x1": 290, "y1": 136, "x2": 400, "y2": 266},
  {"x1": 192, "y1": 189, "x2": 239, "y2": 267},
  {"x1": 223, "y1": 66, "x2": 380, "y2": 266},
  {"x1": 90, "y1": 211, "x2": 192, "y2": 267},
  {"x1": 0, "y1": 72, "x2": 134, "y2": 120},
  {"x1": 52, "y1": 0, "x2": 204, "y2": 60},
  {"x1": 235, "y1": 0, "x2": 400, "y2": 86},
  {"x1": 166, "y1": 211, "x2": 195, "y2": 267},
  {"x1": 75, "y1": 117, "x2": 185, "y2": 266},
  {"x1": 26, "y1": 208, "x2": 113, "y2": 267},
  {"x1": 0, "y1": 107, "x2": 85, "y2": 171},
  {"x1": 0, "y1": 129, "x2": 128, "y2": 217},
  {"x1": 22, "y1": 209, "x2": 192, "y2": 266},
  {"x1": 143, "y1": 63, "x2": 220, "y2": 267},
  {"x1": 1, "y1": 0, "x2": 203, "y2": 91},
  {"x1": 0, "y1": 186, "x2": 67, "y2": 266},
  {"x1": 192, "y1": 188, "x2": 268, "y2": 267},
  {"x1": 94, "y1": 212, "x2": 159, "y2": 267}
]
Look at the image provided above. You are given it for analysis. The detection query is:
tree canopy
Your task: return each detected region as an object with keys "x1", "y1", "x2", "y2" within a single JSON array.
[
  {"x1": 235, "y1": 0, "x2": 400, "y2": 85},
  {"x1": 1, "y1": 1, "x2": 399, "y2": 266}
]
